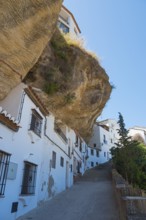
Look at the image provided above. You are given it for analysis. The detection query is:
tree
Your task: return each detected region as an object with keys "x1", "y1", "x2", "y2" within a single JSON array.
[
  {"x1": 111, "y1": 113, "x2": 146, "y2": 190},
  {"x1": 116, "y1": 112, "x2": 131, "y2": 147}
]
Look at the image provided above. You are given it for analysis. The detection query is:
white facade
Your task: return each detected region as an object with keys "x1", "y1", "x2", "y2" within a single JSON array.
[
  {"x1": 0, "y1": 83, "x2": 88, "y2": 220},
  {"x1": 58, "y1": 5, "x2": 81, "y2": 36},
  {"x1": 87, "y1": 147, "x2": 99, "y2": 168},
  {"x1": 98, "y1": 119, "x2": 119, "y2": 147},
  {"x1": 128, "y1": 126, "x2": 146, "y2": 144},
  {"x1": 88, "y1": 119, "x2": 119, "y2": 167}
]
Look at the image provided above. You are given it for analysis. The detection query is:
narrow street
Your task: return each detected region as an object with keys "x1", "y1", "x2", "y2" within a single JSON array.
[{"x1": 17, "y1": 163, "x2": 119, "y2": 220}]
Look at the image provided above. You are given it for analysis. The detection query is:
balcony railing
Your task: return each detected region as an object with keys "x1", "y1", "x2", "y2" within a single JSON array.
[{"x1": 54, "y1": 124, "x2": 68, "y2": 143}]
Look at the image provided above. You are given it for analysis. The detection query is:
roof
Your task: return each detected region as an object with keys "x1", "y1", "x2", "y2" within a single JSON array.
[
  {"x1": 99, "y1": 124, "x2": 109, "y2": 131},
  {"x1": 0, "y1": 107, "x2": 19, "y2": 131},
  {"x1": 25, "y1": 87, "x2": 49, "y2": 116},
  {"x1": 62, "y1": 5, "x2": 81, "y2": 33},
  {"x1": 129, "y1": 126, "x2": 146, "y2": 132},
  {"x1": 97, "y1": 118, "x2": 117, "y2": 124}
]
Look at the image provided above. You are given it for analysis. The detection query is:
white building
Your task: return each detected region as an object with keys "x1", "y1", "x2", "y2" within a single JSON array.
[
  {"x1": 99, "y1": 119, "x2": 119, "y2": 148},
  {"x1": 88, "y1": 119, "x2": 119, "y2": 167},
  {"x1": 0, "y1": 83, "x2": 88, "y2": 220},
  {"x1": 58, "y1": 5, "x2": 81, "y2": 36},
  {"x1": 87, "y1": 147, "x2": 99, "y2": 168},
  {"x1": 128, "y1": 126, "x2": 146, "y2": 144}
]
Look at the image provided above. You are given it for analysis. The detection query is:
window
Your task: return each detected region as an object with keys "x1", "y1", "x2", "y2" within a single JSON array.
[
  {"x1": 0, "y1": 151, "x2": 11, "y2": 196},
  {"x1": 68, "y1": 146, "x2": 71, "y2": 157},
  {"x1": 93, "y1": 143, "x2": 96, "y2": 148},
  {"x1": 52, "y1": 151, "x2": 56, "y2": 169},
  {"x1": 30, "y1": 109, "x2": 43, "y2": 136},
  {"x1": 91, "y1": 149, "x2": 94, "y2": 155},
  {"x1": 96, "y1": 151, "x2": 99, "y2": 157},
  {"x1": 74, "y1": 27, "x2": 78, "y2": 36},
  {"x1": 70, "y1": 164, "x2": 72, "y2": 172},
  {"x1": 104, "y1": 152, "x2": 106, "y2": 157},
  {"x1": 68, "y1": 139, "x2": 71, "y2": 157},
  {"x1": 57, "y1": 21, "x2": 69, "y2": 33},
  {"x1": 21, "y1": 162, "x2": 37, "y2": 195},
  {"x1": 77, "y1": 161, "x2": 81, "y2": 173},
  {"x1": 103, "y1": 135, "x2": 107, "y2": 144},
  {"x1": 60, "y1": 157, "x2": 64, "y2": 167},
  {"x1": 75, "y1": 135, "x2": 79, "y2": 147},
  {"x1": 91, "y1": 162, "x2": 94, "y2": 167},
  {"x1": 54, "y1": 123, "x2": 68, "y2": 143},
  {"x1": 111, "y1": 139, "x2": 113, "y2": 143},
  {"x1": 79, "y1": 140, "x2": 82, "y2": 152}
]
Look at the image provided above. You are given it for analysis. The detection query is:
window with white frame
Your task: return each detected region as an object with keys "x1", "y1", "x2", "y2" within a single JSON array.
[
  {"x1": 68, "y1": 138, "x2": 71, "y2": 157},
  {"x1": 0, "y1": 151, "x2": 11, "y2": 196},
  {"x1": 91, "y1": 149, "x2": 94, "y2": 155},
  {"x1": 57, "y1": 21, "x2": 69, "y2": 33},
  {"x1": 21, "y1": 162, "x2": 37, "y2": 195},
  {"x1": 68, "y1": 146, "x2": 71, "y2": 157},
  {"x1": 79, "y1": 140, "x2": 82, "y2": 152},
  {"x1": 30, "y1": 109, "x2": 43, "y2": 137},
  {"x1": 70, "y1": 164, "x2": 72, "y2": 172},
  {"x1": 91, "y1": 162, "x2": 94, "y2": 167},
  {"x1": 52, "y1": 151, "x2": 56, "y2": 169},
  {"x1": 75, "y1": 135, "x2": 79, "y2": 146},
  {"x1": 103, "y1": 135, "x2": 107, "y2": 144},
  {"x1": 60, "y1": 157, "x2": 64, "y2": 167},
  {"x1": 96, "y1": 150, "x2": 99, "y2": 157}
]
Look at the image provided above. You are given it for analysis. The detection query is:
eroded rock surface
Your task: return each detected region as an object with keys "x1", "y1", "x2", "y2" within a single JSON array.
[
  {"x1": 0, "y1": 0, "x2": 62, "y2": 100},
  {"x1": 24, "y1": 30, "x2": 112, "y2": 140}
]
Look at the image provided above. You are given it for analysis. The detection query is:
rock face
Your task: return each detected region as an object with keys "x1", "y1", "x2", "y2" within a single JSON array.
[
  {"x1": 0, "y1": 0, "x2": 62, "y2": 100},
  {"x1": 24, "y1": 30, "x2": 112, "y2": 140},
  {"x1": 0, "y1": 1, "x2": 111, "y2": 139}
]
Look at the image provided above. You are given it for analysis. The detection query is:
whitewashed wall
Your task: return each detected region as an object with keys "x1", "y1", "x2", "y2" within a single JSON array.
[
  {"x1": 87, "y1": 147, "x2": 99, "y2": 169},
  {"x1": 98, "y1": 126, "x2": 110, "y2": 164},
  {"x1": 0, "y1": 83, "x2": 26, "y2": 120},
  {"x1": 88, "y1": 119, "x2": 119, "y2": 166},
  {"x1": 0, "y1": 83, "x2": 88, "y2": 220},
  {"x1": 128, "y1": 127, "x2": 146, "y2": 144},
  {"x1": 0, "y1": 89, "x2": 45, "y2": 220}
]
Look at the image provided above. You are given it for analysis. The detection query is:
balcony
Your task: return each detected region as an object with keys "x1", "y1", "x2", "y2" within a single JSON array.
[
  {"x1": 54, "y1": 123, "x2": 68, "y2": 143},
  {"x1": 57, "y1": 20, "x2": 69, "y2": 34},
  {"x1": 58, "y1": 15, "x2": 69, "y2": 25}
]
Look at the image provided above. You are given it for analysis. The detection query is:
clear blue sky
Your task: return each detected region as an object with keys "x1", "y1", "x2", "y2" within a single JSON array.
[{"x1": 63, "y1": 0, "x2": 146, "y2": 129}]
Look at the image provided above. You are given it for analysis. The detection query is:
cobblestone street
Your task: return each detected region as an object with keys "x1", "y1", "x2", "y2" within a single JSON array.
[{"x1": 17, "y1": 163, "x2": 119, "y2": 220}]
